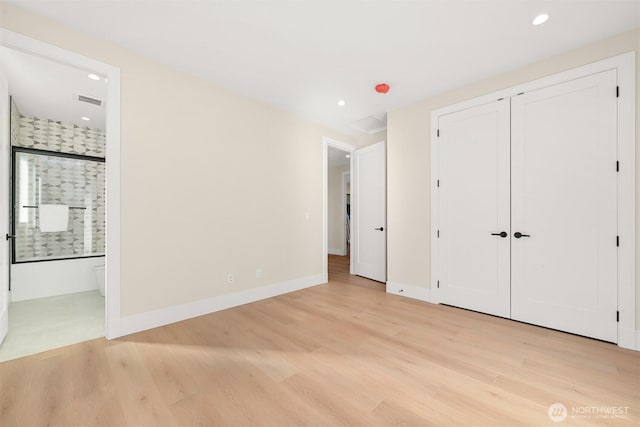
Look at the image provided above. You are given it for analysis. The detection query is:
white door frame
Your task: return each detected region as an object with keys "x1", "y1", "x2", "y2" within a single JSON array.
[
  {"x1": 0, "y1": 57, "x2": 9, "y2": 344},
  {"x1": 0, "y1": 29, "x2": 123, "y2": 339},
  {"x1": 322, "y1": 137, "x2": 356, "y2": 282},
  {"x1": 430, "y1": 52, "x2": 636, "y2": 350}
]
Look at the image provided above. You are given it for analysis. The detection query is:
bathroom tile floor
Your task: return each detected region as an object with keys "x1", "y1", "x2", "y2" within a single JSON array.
[{"x1": 0, "y1": 290, "x2": 104, "y2": 362}]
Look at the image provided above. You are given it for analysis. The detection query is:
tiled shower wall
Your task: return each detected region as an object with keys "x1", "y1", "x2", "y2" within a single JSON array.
[
  {"x1": 11, "y1": 99, "x2": 106, "y2": 261},
  {"x1": 10, "y1": 97, "x2": 20, "y2": 147},
  {"x1": 18, "y1": 114, "x2": 106, "y2": 157}
]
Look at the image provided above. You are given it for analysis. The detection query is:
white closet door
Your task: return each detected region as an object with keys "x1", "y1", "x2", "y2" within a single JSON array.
[
  {"x1": 511, "y1": 70, "x2": 618, "y2": 342},
  {"x1": 438, "y1": 100, "x2": 511, "y2": 317}
]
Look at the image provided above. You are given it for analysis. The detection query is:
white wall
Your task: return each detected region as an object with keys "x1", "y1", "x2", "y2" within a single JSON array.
[
  {"x1": 387, "y1": 28, "x2": 640, "y2": 329},
  {"x1": 328, "y1": 164, "x2": 349, "y2": 255},
  {"x1": 11, "y1": 257, "x2": 105, "y2": 301},
  {"x1": 355, "y1": 131, "x2": 387, "y2": 147}
]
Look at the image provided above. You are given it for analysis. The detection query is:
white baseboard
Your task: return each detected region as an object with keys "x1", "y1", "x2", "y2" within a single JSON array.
[
  {"x1": 386, "y1": 281, "x2": 432, "y2": 303},
  {"x1": 115, "y1": 274, "x2": 324, "y2": 338},
  {"x1": 328, "y1": 248, "x2": 346, "y2": 256},
  {"x1": 388, "y1": 284, "x2": 640, "y2": 352}
]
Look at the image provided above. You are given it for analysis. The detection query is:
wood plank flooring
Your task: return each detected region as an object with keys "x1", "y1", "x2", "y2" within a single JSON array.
[{"x1": 1, "y1": 254, "x2": 638, "y2": 426}]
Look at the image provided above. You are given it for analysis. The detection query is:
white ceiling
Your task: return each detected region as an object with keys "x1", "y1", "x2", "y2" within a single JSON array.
[
  {"x1": 1, "y1": 47, "x2": 107, "y2": 130},
  {"x1": 328, "y1": 146, "x2": 350, "y2": 168},
  {"x1": 5, "y1": 1, "x2": 640, "y2": 136}
]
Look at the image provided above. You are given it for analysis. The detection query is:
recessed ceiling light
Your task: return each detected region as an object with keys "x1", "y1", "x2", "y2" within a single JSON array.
[
  {"x1": 88, "y1": 73, "x2": 100, "y2": 81},
  {"x1": 532, "y1": 14, "x2": 549, "y2": 26},
  {"x1": 337, "y1": 99, "x2": 346, "y2": 107},
  {"x1": 81, "y1": 116, "x2": 90, "y2": 121},
  {"x1": 345, "y1": 154, "x2": 351, "y2": 158}
]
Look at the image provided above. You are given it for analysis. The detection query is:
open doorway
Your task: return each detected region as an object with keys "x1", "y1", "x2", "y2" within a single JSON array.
[
  {"x1": 0, "y1": 29, "x2": 121, "y2": 360},
  {"x1": 327, "y1": 147, "x2": 350, "y2": 282},
  {"x1": 322, "y1": 137, "x2": 355, "y2": 282},
  {"x1": 327, "y1": 147, "x2": 350, "y2": 255},
  {"x1": 0, "y1": 47, "x2": 106, "y2": 361},
  {"x1": 323, "y1": 137, "x2": 388, "y2": 284}
]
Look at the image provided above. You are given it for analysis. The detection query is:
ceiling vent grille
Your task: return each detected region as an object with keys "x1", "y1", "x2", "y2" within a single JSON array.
[
  {"x1": 348, "y1": 114, "x2": 387, "y2": 135},
  {"x1": 75, "y1": 93, "x2": 104, "y2": 107}
]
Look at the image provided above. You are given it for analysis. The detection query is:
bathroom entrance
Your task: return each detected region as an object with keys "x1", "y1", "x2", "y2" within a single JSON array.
[{"x1": 0, "y1": 46, "x2": 108, "y2": 361}]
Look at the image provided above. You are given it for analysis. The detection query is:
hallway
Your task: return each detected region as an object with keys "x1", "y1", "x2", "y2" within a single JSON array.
[{"x1": 328, "y1": 254, "x2": 385, "y2": 291}]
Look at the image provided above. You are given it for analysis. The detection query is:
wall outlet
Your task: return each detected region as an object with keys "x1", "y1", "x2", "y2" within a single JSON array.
[
  {"x1": 226, "y1": 273, "x2": 234, "y2": 285},
  {"x1": 256, "y1": 268, "x2": 262, "y2": 279}
]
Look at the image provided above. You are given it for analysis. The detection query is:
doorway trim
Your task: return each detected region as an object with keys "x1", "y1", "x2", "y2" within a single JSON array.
[
  {"x1": 322, "y1": 137, "x2": 356, "y2": 282},
  {"x1": 430, "y1": 52, "x2": 636, "y2": 350},
  {"x1": 1, "y1": 28, "x2": 122, "y2": 339}
]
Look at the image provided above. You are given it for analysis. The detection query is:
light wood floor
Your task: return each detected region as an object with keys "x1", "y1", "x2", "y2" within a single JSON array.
[{"x1": 1, "y1": 255, "x2": 638, "y2": 426}]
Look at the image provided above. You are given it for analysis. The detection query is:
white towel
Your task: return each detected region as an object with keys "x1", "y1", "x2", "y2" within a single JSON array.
[{"x1": 39, "y1": 204, "x2": 69, "y2": 232}]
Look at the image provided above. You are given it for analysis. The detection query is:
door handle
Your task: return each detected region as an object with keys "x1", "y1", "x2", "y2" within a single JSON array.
[
  {"x1": 374, "y1": 227, "x2": 384, "y2": 231},
  {"x1": 5, "y1": 234, "x2": 14, "y2": 241},
  {"x1": 514, "y1": 232, "x2": 530, "y2": 238},
  {"x1": 491, "y1": 231, "x2": 508, "y2": 238}
]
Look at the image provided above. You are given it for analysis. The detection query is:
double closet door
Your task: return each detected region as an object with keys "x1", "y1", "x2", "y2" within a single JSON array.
[{"x1": 437, "y1": 69, "x2": 618, "y2": 343}]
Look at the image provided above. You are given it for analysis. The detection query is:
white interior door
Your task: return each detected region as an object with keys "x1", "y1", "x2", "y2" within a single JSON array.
[
  {"x1": 0, "y1": 64, "x2": 9, "y2": 344},
  {"x1": 511, "y1": 70, "x2": 618, "y2": 342},
  {"x1": 352, "y1": 141, "x2": 386, "y2": 282},
  {"x1": 438, "y1": 100, "x2": 511, "y2": 317}
]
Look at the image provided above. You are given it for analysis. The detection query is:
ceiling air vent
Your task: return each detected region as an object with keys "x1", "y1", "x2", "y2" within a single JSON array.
[
  {"x1": 75, "y1": 93, "x2": 104, "y2": 107},
  {"x1": 348, "y1": 114, "x2": 387, "y2": 135}
]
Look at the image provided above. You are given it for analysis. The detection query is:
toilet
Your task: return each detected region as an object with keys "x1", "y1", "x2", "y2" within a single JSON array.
[{"x1": 94, "y1": 264, "x2": 105, "y2": 296}]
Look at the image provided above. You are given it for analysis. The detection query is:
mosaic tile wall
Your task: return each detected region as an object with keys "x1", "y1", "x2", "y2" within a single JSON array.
[
  {"x1": 10, "y1": 101, "x2": 106, "y2": 261},
  {"x1": 10, "y1": 98, "x2": 20, "y2": 148},
  {"x1": 17, "y1": 113, "x2": 106, "y2": 157}
]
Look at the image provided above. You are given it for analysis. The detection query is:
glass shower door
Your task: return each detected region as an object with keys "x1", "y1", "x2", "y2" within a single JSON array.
[{"x1": 12, "y1": 149, "x2": 105, "y2": 263}]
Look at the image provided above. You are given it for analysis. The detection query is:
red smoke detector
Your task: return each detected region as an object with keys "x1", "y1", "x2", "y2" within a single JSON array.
[{"x1": 375, "y1": 83, "x2": 390, "y2": 94}]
